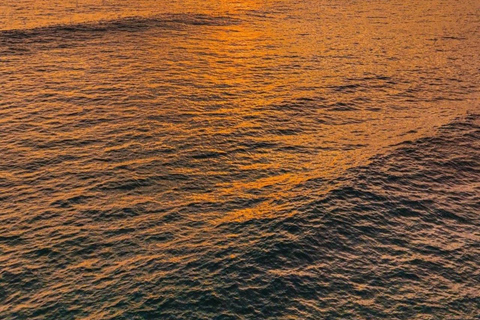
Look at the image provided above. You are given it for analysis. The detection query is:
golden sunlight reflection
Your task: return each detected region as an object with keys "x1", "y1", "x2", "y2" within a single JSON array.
[{"x1": 1, "y1": 0, "x2": 479, "y2": 318}]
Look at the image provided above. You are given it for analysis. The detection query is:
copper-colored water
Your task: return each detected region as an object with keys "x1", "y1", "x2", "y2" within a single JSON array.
[{"x1": 1, "y1": 0, "x2": 479, "y2": 319}]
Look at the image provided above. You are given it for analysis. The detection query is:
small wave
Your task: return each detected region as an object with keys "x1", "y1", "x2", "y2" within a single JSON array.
[
  {"x1": 211, "y1": 112, "x2": 480, "y2": 318},
  {"x1": 0, "y1": 13, "x2": 240, "y2": 43}
]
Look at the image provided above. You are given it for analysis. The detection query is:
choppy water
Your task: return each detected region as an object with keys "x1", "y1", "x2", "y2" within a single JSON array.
[{"x1": 1, "y1": 0, "x2": 479, "y2": 319}]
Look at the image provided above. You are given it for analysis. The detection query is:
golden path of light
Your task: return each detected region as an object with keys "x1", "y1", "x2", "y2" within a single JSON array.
[{"x1": 1, "y1": 0, "x2": 478, "y2": 225}]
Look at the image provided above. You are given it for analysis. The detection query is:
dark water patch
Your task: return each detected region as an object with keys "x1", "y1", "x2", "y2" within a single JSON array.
[
  {"x1": 192, "y1": 113, "x2": 480, "y2": 318},
  {"x1": 191, "y1": 150, "x2": 227, "y2": 160},
  {"x1": 331, "y1": 84, "x2": 361, "y2": 92},
  {"x1": 267, "y1": 127, "x2": 304, "y2": 135},
  {"x1": 0, "y1": 13, "x2": 240, "y2": 47},
  {"x1": 0, "y1": 234, "x2": 24, "y2": 245},
  {"x1": 51, "y1": 195, "x2": 93, "y2": 208},
  {"x1": 328, "y1": 101, "x2": 358, "y2": 111}
]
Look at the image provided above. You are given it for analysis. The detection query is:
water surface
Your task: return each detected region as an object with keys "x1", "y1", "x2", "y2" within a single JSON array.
[{"x1": 0, "y1": 0, "x2": 479, "y2": 319}]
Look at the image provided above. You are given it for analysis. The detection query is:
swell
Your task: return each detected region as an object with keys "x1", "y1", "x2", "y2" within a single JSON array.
[
  {"x1": 1, "y1": 112, "x2": 478, "y2": 319},
  {"x1": 0, "y1": 13, "x2": 240, "y2": 44},
  {"x1": 206, "y1": 112, "x2": 480, "y2": 319}
]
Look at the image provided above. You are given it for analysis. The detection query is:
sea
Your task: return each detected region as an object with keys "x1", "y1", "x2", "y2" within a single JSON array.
[{"x1": 0, "y1": 0, "x2": 479, "y2": 319}]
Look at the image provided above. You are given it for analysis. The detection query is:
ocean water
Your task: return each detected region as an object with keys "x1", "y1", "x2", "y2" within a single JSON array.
[{"x1": 0, "y1": 0, "x2": 479, "y2": 319}]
